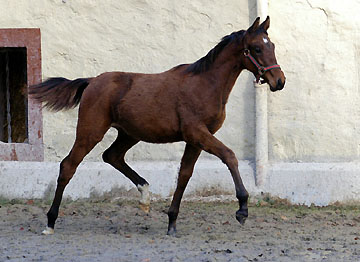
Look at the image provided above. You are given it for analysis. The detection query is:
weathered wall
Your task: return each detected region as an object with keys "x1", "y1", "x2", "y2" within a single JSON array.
[
  {"x1": 0, "y1": 0, "x2": 255, "y2": 162},
  {"x1": 268, "y1": 0, "x2": 360, "y2": 162},
  {"x1": 1, "y1": 0, "x2": 359, "y2": 164},
  {"x1": 1, "y1": 1, "x2": 360, "y2": 205}
]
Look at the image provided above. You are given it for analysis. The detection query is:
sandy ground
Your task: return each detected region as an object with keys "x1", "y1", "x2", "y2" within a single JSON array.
[{"x1": 1, "y1": 197, "x2": 360, "y2": 262}]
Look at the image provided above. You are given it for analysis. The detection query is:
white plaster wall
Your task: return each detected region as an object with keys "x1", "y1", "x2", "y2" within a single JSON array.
[
  {"x1": 1, "y1": 0, "x2": 359, "y2": 165},
  {"x1": 2, "y1": 1, "x2": 360, "y2": 204},
  {"x1": 0, "y1": 0, "x2": 256, "y2": 162},
  {"x1": 268, "y1": 0, "x2": 360, "y2": 162}
]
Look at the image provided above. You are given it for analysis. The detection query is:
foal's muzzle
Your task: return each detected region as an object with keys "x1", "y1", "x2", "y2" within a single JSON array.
[{"x1": 269, "y1": 78, "x2": 286, "y2": 92}]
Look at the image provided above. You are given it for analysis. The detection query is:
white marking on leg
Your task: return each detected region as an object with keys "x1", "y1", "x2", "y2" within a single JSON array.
[
  {"x1": 41, "y1": 226, "x2": 54, "y2": 235},
  {"x1": 137, "y1": 184, "x2": 150, "y2": 206}
]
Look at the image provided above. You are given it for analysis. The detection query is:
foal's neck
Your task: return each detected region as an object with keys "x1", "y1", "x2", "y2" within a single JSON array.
[{"x1": 207, "y1": 47, "x2": 244, "y2": 105}]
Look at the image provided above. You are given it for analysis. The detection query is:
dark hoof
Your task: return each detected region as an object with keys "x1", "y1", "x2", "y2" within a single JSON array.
[
  {"x1": 167, "y1": 226, "x2": 177, "y2": 236},
  {"x1": 236, "y1": 209, "x2": 248, "y2": 225}
]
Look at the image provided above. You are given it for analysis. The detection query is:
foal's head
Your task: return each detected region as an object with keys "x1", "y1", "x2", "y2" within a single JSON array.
[{"x1": 241, "y1": 17, "x2": 286, "y2": 92}]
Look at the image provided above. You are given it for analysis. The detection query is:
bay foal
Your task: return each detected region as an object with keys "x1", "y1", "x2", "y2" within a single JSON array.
[{"x1": 30, "y1": 17, "x2": 285, "y2": 235}]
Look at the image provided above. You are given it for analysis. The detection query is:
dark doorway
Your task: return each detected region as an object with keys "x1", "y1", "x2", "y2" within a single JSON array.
[
  {"x1": 0, "y1": 28, "x2": 43, "y2": 161},
  {"x1": 0, "y1": 47, "x2": 28, "y2": 143}
]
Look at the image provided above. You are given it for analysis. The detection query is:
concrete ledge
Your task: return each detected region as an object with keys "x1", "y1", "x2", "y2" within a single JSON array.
[
  {"x1": 265, "y1": 162, "x2": 360, "y2": 206},
  {"x1": 0, "y1": 160, "x2": 255, "y2": 200},
  {"x1": 1, "y1": 160, "x2": 360, "y2": 206}
]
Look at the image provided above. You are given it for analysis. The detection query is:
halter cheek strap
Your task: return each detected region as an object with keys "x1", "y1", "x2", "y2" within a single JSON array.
[{"x1": 243, "y1": 49, "x2": 281, "y2": 76}]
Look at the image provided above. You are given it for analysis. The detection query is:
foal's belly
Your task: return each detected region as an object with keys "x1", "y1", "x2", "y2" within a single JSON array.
[
  {"x1": 114, "y1": 121, "x2": 183, "y2": 143},
  {"x1": 112, "y1": 79, "x2": 184, "y2": 143},
  {"x1": 113, "y1": 108, "x2": 182, "y2": 143}
]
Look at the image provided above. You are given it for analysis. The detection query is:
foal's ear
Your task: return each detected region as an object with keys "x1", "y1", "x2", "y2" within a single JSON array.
[
  {"x1": 259, "y1": 16, "x2": 270, "y2": 31},
  {"x1": 247, "y1": 17, "x2": 260, "y2": 33}
]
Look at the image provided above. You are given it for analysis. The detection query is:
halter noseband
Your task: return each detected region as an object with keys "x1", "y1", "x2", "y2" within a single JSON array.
[{"x1": 243, "y1": 49, "x2": 280, "y2": 78}]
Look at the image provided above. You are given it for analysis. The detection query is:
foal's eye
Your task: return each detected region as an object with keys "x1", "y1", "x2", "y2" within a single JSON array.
[{"x1": 255, "y1": 47, "x2": 262, "y2": 54}]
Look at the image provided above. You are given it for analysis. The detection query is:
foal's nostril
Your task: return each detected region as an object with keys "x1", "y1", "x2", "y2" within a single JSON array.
[{"x1": 277, "y1": 79, "x2": 285, "y2": 90}]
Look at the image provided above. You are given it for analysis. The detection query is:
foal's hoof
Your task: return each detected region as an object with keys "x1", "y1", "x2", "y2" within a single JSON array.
[
  {"x1": 137, "y1": 184, "x2": 150, "y2": 213},
  {"x1": 41, "y1": 226, "x2": 54, "y2": 235},
  {"x1": 236, "y1": 209, "x2": 248, "y2": 225},
  {"x1": 139, "y1": 203, "x2": 150, "y2": 213},
  {"x1": 167, "y1": 227, "x2": 177, "y2": 237}
]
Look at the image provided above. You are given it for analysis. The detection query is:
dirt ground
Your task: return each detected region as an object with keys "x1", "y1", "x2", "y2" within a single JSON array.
[{"x1": 1, "y1": 197, "x2": 360, "y2": 262}]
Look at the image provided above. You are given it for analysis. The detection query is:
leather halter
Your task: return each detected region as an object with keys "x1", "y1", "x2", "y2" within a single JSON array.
[{"x1": 243, "y1": 49, "x2": 281, "y2": 79}]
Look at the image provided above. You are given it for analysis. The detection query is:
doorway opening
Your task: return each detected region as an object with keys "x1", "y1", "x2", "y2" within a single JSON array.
[{"x1": 0, "y1": 47, "x2": 28, "y2": 143}]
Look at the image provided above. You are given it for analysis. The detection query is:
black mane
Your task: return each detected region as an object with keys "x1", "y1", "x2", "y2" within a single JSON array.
[{"x1": 185, "y1": 30, "x2": 245, "y2": 74}]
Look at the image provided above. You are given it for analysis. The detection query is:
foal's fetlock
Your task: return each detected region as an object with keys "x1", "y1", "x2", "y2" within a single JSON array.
[
  {"x1": 235, "y1": 208, "x2": 248, "y2": 225},
  {"x1": 167, "y1": 225, "x2": 177, "y2": 236},
  {"x1": 236, "y1": 192, "x2": 249, "y2": 204},
  {"x1": 236, "y1": 191, "x2": 248, "y2": 224},
  {"x1": 167, "y1": 211, "x2": 178, "y2": 236},
  {"x1": 137, "y1": 184, "x2": 150, "y2": 213}
]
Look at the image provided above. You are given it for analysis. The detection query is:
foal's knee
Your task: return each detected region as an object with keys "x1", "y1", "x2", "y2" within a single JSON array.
[{"x1": 221, "y1": 149, "x2": 238, "y2": 168}]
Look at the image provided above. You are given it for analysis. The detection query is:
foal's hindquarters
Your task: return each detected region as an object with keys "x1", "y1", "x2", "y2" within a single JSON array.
[{"x1": 41, "y1": 74, "x2": 154, "y2": 234}]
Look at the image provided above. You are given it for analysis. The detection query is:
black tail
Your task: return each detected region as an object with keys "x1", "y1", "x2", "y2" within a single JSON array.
[{"x1": 29, "y1": 77, "x2": 92, "y2": 111}]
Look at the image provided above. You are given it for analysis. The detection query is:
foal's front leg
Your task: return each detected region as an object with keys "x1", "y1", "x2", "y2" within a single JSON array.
[
  {"x1": 183, "y1": 125, "x2": 249, "y2": 225},
  {"x1": 167, "y1": 144, "x2": 201, "y2": 235}
]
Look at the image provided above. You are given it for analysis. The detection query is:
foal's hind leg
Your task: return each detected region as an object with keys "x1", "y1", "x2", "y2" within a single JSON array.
[
  {"x1": 42, "y1": 119, "x2": 110, "y2": 235},
  {"x1": 102, "y1": 130, "x2": 150, "y2": 212},
  {"x1": 167, "y1": 143, "x2": 201, "y2": 235}
]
